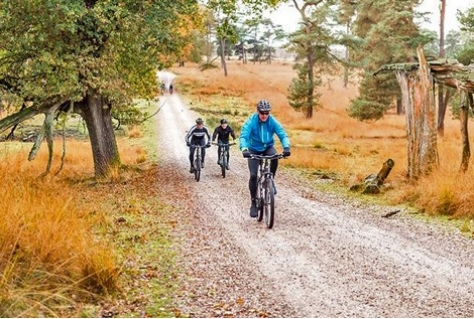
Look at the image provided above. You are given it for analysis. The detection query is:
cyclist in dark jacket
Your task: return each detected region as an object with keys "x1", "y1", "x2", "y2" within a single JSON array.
[
  {"x1": 185, "y1": 118, "x2": 211, "y2": 173},
  {"x1": 240, "y1": 99, "x2": 291, "y2": 218},
  {"x1": 212, "y1": 118, "x2": 236, "y2": 170}
]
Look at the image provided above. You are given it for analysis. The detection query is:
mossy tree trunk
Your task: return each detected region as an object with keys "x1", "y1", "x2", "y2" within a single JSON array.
[{"x1": 79, "y1": 90, "x2": 121, "y2": 177}]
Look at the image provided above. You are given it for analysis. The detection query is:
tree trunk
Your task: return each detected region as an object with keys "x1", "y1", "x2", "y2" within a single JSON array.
[
  {"x1": 220, "y1": 38, "x2": 228, "y2": 76},
  {"x1": 306, "y1": 33, "x2": 314, "y2": 118},
  {"x1": 343, "y1": 22, "x2": 350, "y2": 88},
  {"x1": 396, "y1": 98, "x2": 403, "y2": 115},
  {"x1": 459, "y1": 92, "x2": 470, "y2": 173},
  {"x1": 437, "y1": 86, "x2": 451, "y2": 136},
  {"x1": 437, "y1": 0, "x2": 448, "y2": 137},
  {"x1": 79, "y1": 91, "x2": 121, "y2": 177},
  {"x1": 439, "y1": 0, "x2": 446, "y2": 58},
  {"x1": 395, "y1": 47, "x2": 438, "y2": 180}
]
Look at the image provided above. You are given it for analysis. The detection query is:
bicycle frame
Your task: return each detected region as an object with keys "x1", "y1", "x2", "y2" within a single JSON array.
[
  {"x1": 190, "y1": 144, "x2": 205, "y2": 181},
  {"x1": 213, "y1": 142, "x2": 235, "y2": 178},
  {"x1": 248, "y1": 153, "x2": 285, "y2": 229}
]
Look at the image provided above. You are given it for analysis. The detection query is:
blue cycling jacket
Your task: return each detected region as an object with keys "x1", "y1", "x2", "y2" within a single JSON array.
[{"x1": 239, "y1": 113, "x2": 290, "y2": 152}]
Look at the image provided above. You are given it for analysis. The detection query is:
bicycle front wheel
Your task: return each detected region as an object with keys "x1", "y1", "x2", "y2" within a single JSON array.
[
  {"x1": 194, "y1": 159, "x2": 201, "y2": 182},
  {"x1": 256, "y1": 178, "x2": 264, "y2": 222},
  {"x1": 264, "y1": 178, "x2": 275, "y2": 229},
  {"x1": 221, "y1": 155, "x2": 226, "y2": 178}
]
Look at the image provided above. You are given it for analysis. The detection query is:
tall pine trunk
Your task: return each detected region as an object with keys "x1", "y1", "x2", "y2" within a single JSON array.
[
  {"x1": 437, "y1": 0, "x2": 449, "y2": 136},
  {"x1": 80, "y1": 90, "x2": 121, "y2": 177}
]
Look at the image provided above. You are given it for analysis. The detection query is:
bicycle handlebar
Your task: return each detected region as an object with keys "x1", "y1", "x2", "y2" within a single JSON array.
[
  {"x1": 189, "y1": 144, "x2": 211, "y2": 148},
  {"x1": 245, "y1": 153, "x2": 287, "y2": 160},
  {"x1": 212, "y1": 142, "x2": 236, "y2": 146}
]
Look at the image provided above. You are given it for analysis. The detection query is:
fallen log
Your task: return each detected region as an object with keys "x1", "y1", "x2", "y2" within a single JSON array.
[{"x1": 350, "y1": 159, "x2": 395, "y2": 194}]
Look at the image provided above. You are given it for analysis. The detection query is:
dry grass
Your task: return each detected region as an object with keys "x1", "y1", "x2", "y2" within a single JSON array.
[
  {"x1": 0, "y1": 133, "x2": 148, "y2": 316},
  {"x1": 174, "y1": 60, "x2": 474, "y2": 219}
]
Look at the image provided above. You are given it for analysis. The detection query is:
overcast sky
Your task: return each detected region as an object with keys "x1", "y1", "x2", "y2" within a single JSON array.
[{"x1": 267, "y1": 0, "x2": 474, "y2": 34}]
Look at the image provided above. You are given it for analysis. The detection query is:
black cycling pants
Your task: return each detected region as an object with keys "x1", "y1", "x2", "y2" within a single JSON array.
[
  {"x1": 189, "y1": 139, "x2": 206, "y2": 167},
  {"x1": 247, "y1": 146, "x2": 278, "y2": 200}
]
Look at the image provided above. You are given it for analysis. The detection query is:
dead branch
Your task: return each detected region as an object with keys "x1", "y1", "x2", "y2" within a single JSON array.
[
  {"x1": 382, "y1": 210, "x2": 401, "y2": 218},
  {"x1": 55, "y1": 101, "x2": 73, "y2": 176}
]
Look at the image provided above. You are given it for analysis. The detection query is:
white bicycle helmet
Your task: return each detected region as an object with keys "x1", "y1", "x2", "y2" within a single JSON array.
[{"x1": 257, "y1": 99, "x2": 272, "y2": 112}]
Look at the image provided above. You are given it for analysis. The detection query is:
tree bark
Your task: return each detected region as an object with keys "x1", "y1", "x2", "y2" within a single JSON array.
[
  {"x1": 439, "y1": 0, "x2": 446, "y2": 58},
  {"x1": 396, "y1": 98, "x2": 403, "y2": 115},
  {"x1": 0, "y1": 106, "x2": 41, "y2": 135},
  {"x1": 220, "y1": 38, "x2": 228, "y2": 76},
  {"x1": 395, "y1": 47, "x2": 438, "y2": 180},
  {"x1": 459, "y1": 91, "x2": 473, "y2": 173},
  {"x1": 79, "y1": 91, "x2": 121, "y2": 177},
  {"x1": 437, "y1": 0, "x2": 448, "y2": 137},
  {"x1": 377, "y1": 158, "x2": 395, "y2": 185}
]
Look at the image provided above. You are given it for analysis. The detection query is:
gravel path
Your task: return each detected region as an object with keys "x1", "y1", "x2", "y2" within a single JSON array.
[{"x1": 155, "y1": 93, "x2": 474, "y2": 318}]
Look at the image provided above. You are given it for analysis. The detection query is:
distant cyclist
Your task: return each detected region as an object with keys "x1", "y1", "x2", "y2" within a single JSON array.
[
  {"x1": 212, "y1": 118, "x2": 237, "y2": 170},
  {"x1": 239, "y1": 100, "x2": 291, "y2": 218},
  {"x1": 185, "y1": 118, "x2": 211, "y2": 173}
]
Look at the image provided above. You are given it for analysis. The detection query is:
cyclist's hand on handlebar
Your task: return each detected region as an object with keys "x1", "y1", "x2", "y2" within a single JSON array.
[
  {"x1": 186, "y1": 141, "x2": 191, "y2": 147},
  {"x1": 242, "y1": 149, "x2": 250, "y2": 158},
  {"x1": 283, "y1": 147, "x2": 291, "y2": 157},
  {"x1": 206, "y1": 142, "x2": 211, "y2": 148}
]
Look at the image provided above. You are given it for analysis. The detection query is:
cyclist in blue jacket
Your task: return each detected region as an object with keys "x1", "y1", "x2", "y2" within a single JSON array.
[{"x1": 240, "y1": 99, "x2": 291, "y2": 218}]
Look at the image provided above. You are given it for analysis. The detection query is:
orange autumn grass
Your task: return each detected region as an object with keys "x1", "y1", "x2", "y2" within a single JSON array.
[
  {"x1": 174, "y1": 60, "x2": 474, "y2": 219},
  {"x1": 0, "y1": 137, "x2": 144, "y2": 316}
]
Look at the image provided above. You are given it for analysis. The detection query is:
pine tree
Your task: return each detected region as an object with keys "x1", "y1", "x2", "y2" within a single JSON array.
[{"x1": 348, "y1": 0, "x2": 421, "y2": 121}]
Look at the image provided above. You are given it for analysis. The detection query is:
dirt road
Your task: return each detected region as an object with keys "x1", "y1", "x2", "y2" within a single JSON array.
[{"x1": 155, "y1": 93, "x2": 474, "y2": 317}]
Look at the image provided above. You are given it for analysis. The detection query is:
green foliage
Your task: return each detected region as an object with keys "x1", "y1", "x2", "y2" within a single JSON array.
[
  {"x1": 419, "y1": 28, "x2": 439, "y2": 57},
  {"x1": 348, "y1": 71, "x2": 398, "y2": 121},
  {"x1": 445, "y1": 30, "x2": 465, "y2": 58},
  {"x1": 188, "y1": 31, "x2": 206, "y2": 64},
  {"x1": 0, "y1": 0, "x2": 200, "y2": 110},
  {"x1": 287, "y1": 63, "x2": 321, "y2": 114},
  {"x1": 349, "y1": 0, "x2": 421, "y2": 121},
  {"x1": 456, "y1": 45, "x2": 474, "y2": 65},
  {"x1": 347, "y1": 99, "x2": 388, "y2": 121},
  {"x1": 112, "y1": 103, "x2": 148, "y2": 127},
  {"x1": 458, "y1": 5, "x2": 474, "y2": 31},
  {"x1": 285, "y1": 0, "x2": 337, "y2": 118}
]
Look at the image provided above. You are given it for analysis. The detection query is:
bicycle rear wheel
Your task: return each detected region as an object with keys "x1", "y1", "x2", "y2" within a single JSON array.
[
  {"x1": 264, "y1": 178, "x2": 275, "y2": 229},
  {"x1": 194, "y1": 158, "x2": 201, "y2": 182},
  {"x1": 256, "y1": 178, "x2": 264, "y2": 222}
]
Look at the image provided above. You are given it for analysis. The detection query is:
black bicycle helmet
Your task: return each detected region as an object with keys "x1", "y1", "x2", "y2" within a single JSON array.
[
  {"x1": 220, "y1": 118, "x2": 228, "y2": 124},
  {"x1": 196, "y1": 117, "x2": 204, "y2": 124},
  {"x1": 257, "y1": 99, "x2": 272, "y2": 112}
]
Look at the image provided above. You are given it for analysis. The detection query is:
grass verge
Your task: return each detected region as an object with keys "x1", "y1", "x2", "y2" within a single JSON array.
[{"x1": 0, "y1": 98, "x2": 181, "y2": 317}]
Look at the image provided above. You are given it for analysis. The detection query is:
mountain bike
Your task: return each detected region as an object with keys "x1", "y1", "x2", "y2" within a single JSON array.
[
  {"x1": 212, "y1": 142, "x2": 236, "y2": 178},
  {"x1": 190, "y1": 144, "x2": 210, "y2": 182},
  {"x1": 248, "y1": 153, "x2": 286, "y2": 229}
]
